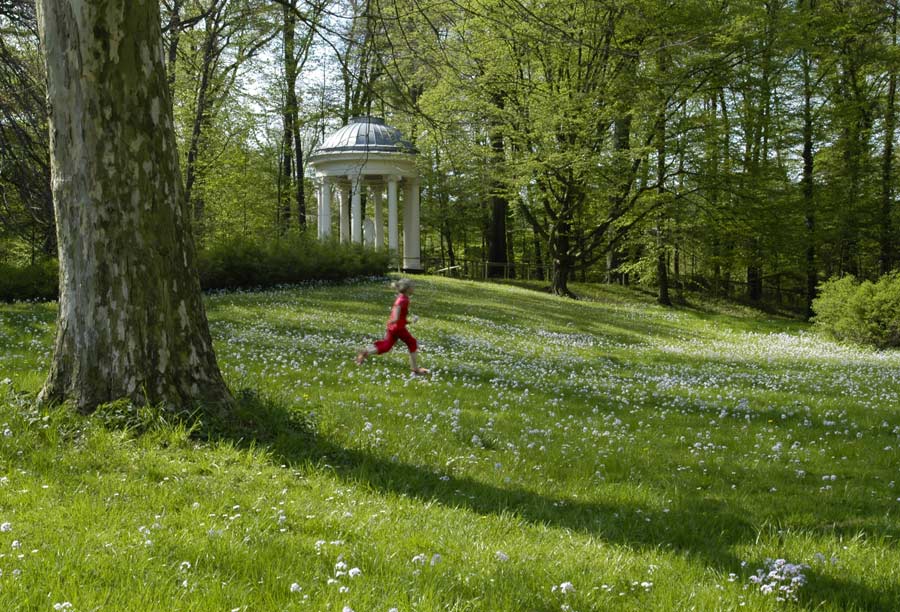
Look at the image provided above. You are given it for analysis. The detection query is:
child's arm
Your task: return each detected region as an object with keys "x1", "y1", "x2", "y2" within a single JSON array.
[{"x1": 387, "y1": 304, "x2": 402, "y2": 325}]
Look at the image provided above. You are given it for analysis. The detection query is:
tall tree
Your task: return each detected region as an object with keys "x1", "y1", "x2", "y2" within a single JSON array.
[
  {"x1": 179, "y1": 0, "x2": 276, "y2": 236},
  {"x1": 0, "y1": 1, "x2": 54, "y2": 261},
  {"x1": 486, "y1": 92, "x2": 509, "y2": 278},
  {"x1": 36, "y1": 0, "x2": 232, "y2": 411},
  {"x1": 278, "y1": 0, "x2": 320, "y2": 232},
  {"x1": 880, "y1": 0, "x2": 899, "y2": 275},
  {"x1": 333, "y1": 0, "x2": 381, "y2": 122}
]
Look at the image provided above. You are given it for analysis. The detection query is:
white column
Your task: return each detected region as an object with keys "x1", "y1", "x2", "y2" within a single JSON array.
[
  {"x1": 349, "y1": 174, "x2": 362, "y2": 244},
  {"x1": 387, "y1": 175, "x2": 399, "y2": 257},
  {"x1": 318, "y1": 178, "x2": 332, "y2": 240},
  {"x1": 403, "y1": 177, "x2": 421, "y2": 270},
  {"x1": 339, "y1": 182, "x2": 350, "y2": 244},
  {"x1": 315, "y1": 180, "x2": 322, "y2": 238},
  {"x1": 373, "y1": 187, "x2": 384, "y2": 250}
]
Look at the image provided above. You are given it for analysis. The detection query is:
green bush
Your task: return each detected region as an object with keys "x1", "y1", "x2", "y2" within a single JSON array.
[
  {"x1": 812, "y1": 273, "x2": 900, "y2": 348},
  {"x1": 196, "y1": 235, "x2": 392, "y2": 291},
  {"x1": 0, "y1": 236, "x2": 392, "y2": 301},
  {"x1": 0, "y1": 260, "x2": 58, "y2": 302}
]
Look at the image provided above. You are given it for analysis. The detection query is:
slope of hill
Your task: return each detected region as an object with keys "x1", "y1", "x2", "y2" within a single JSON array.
[{"x1": 1, "y1": 277, "x2": 898, "y2": 610}]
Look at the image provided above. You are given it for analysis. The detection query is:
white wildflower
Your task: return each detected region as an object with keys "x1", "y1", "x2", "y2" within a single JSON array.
[{"x1": 552, "y1": 581, "x2": 575, "y2": 594}]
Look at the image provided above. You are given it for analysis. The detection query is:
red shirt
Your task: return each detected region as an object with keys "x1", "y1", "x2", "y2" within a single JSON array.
[{"x1": 388, "y1": 293, "x2": 409, "y2": 330}]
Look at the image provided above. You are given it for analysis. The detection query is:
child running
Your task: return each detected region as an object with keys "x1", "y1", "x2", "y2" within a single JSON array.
[{"x1": 356, "y1": 278, "x2": 429, "y2": 375}]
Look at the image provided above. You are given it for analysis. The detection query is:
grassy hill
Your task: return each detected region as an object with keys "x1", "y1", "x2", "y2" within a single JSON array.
[{"x1": 1, "y1": 277, "x2": 899, "y2": 611}]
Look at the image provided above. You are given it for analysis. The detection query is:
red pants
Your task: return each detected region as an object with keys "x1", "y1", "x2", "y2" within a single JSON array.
[{"x1": 374, "y1": 325, "x2": 417, "y2": 354}]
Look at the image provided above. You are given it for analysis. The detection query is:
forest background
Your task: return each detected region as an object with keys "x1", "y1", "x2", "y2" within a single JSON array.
[{"x1": 3, "y1": 0, "x2": 900, "y2": 313}]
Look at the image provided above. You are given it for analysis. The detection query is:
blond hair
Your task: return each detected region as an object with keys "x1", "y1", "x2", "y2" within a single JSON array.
[{"x1": 391, "y1": 278, "x2": 413, "y2": 293}]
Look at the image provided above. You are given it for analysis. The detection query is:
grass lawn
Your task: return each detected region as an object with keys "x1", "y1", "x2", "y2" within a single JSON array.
[{"x1": 1, "y1": 276, "x2": 899, "y2": 611}]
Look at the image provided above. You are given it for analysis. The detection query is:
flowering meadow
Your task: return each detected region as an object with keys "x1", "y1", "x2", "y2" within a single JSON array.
[{"x1": 1, "y1": 277, "x2": 899, "y2": 611}]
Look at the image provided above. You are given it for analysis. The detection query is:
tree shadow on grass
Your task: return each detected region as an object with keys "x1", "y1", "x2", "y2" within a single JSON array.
[{"x1": 204, "y1": 391, "x2": 900, "y2": 611}]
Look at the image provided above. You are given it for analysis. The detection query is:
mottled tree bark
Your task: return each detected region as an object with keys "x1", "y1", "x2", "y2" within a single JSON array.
[{"x1": 36, "y1": 0, "x2": 232, "y2": 412}]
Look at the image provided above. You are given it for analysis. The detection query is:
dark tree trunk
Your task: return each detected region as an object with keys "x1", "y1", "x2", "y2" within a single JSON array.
[
  {"x1": 506, "y1": 226, "x2": 516, "y2": 279},
  {"x1": 550, "y1": 220, "x2": 574, "y2": 297},
  {"x1": 487, "y1": 188, "x2": 509, "y2": 278},
  {"x1": 36, "y1": 0, "x2": 232, "y2": 412},
  {"x1": 655, "y1": 80, "x2": 671, "y2": 307},
  {"x1": 606, "y1": 113, "x2": 631, "y2": 287},
  {"x1": 534, "y1": 230, "x2": 544, "y2": 281},
  {"x1": 444, "y1": 222, "x2": 456, "y2": 268},
  {"x1": 0, "y1": 14, "x2": 55, "y2": 256},
  {"x1": 674, "y1": 244, "x2": 682, "y2": 299},
  {"x1": 747, "y1": 264, "x2": 763, "y2": 302},
  {"x1": 283, "y1": 0, "x2": 305, "y2": 231},
  {"x1": 881, "y1": 3, "x2": 897, "y2": 275},
  {"x1": 657, "y1": 246, "x2": 671, "y2": 306},
  {"x1": 606, "y1": 250, "x2": 616, "y2": 284},
  {"x1": 280, "y1": 117, "x2": 294, "y2": 232},
  {"x1": 836, "y1": 47, "x2": 869, "y2": 279},
  {"x1": 713, "y1": 247, "x2": 722, "y2": 298},
  {"x1": 184, "y1": 14, "x2": 218, "y2": 231},
  {"x1": 165, "y1": 0, "x2": 182, "y2": 91},
  {"x1": 801, "y1": 29, "x2": 817, "y2": 319},
  {"x1": 487, "y1": 94, "x2": 508, "y2": 278},
  {"x1": 295, "y1": 126, "x2": 305, "y2": 229}
]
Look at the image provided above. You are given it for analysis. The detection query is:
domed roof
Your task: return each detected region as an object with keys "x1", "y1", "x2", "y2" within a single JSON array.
[{"x1": 314, "y1": 116, "x2": 416, "y2": 155}]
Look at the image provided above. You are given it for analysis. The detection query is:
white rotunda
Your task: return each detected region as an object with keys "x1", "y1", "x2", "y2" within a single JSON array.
[{"x1": 309, "y1": 116, "x2": 422, "y2": 271}]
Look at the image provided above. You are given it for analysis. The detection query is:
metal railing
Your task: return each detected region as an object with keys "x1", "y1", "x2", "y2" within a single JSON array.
[{"x1": 423, "y1": 258, "x2": 548, "y2": 281}]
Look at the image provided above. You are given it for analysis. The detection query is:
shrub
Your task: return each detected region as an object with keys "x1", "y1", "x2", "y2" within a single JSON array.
[
  {"x1": 0, "y1": 236, "x2": 392, "y2": 301},
  {"x1": 0, "y1": 260, "x2": 58, "y2": 302},
  {"x1": 812, "y1": 273, "x2": 900, "y2": 348},
  {"x1": 196, "y1": 234, "x2": 392, "y2": 291}
]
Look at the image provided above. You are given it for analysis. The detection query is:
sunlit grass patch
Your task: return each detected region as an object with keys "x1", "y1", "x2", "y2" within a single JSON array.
[{"x1": 1, "y1": 276, "x2": 899, "y2": 610}]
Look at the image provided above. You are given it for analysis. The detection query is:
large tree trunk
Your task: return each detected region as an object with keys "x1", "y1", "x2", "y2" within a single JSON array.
[{"x1": 36, "y1": 0, "x2": 232, "y2": 412}]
